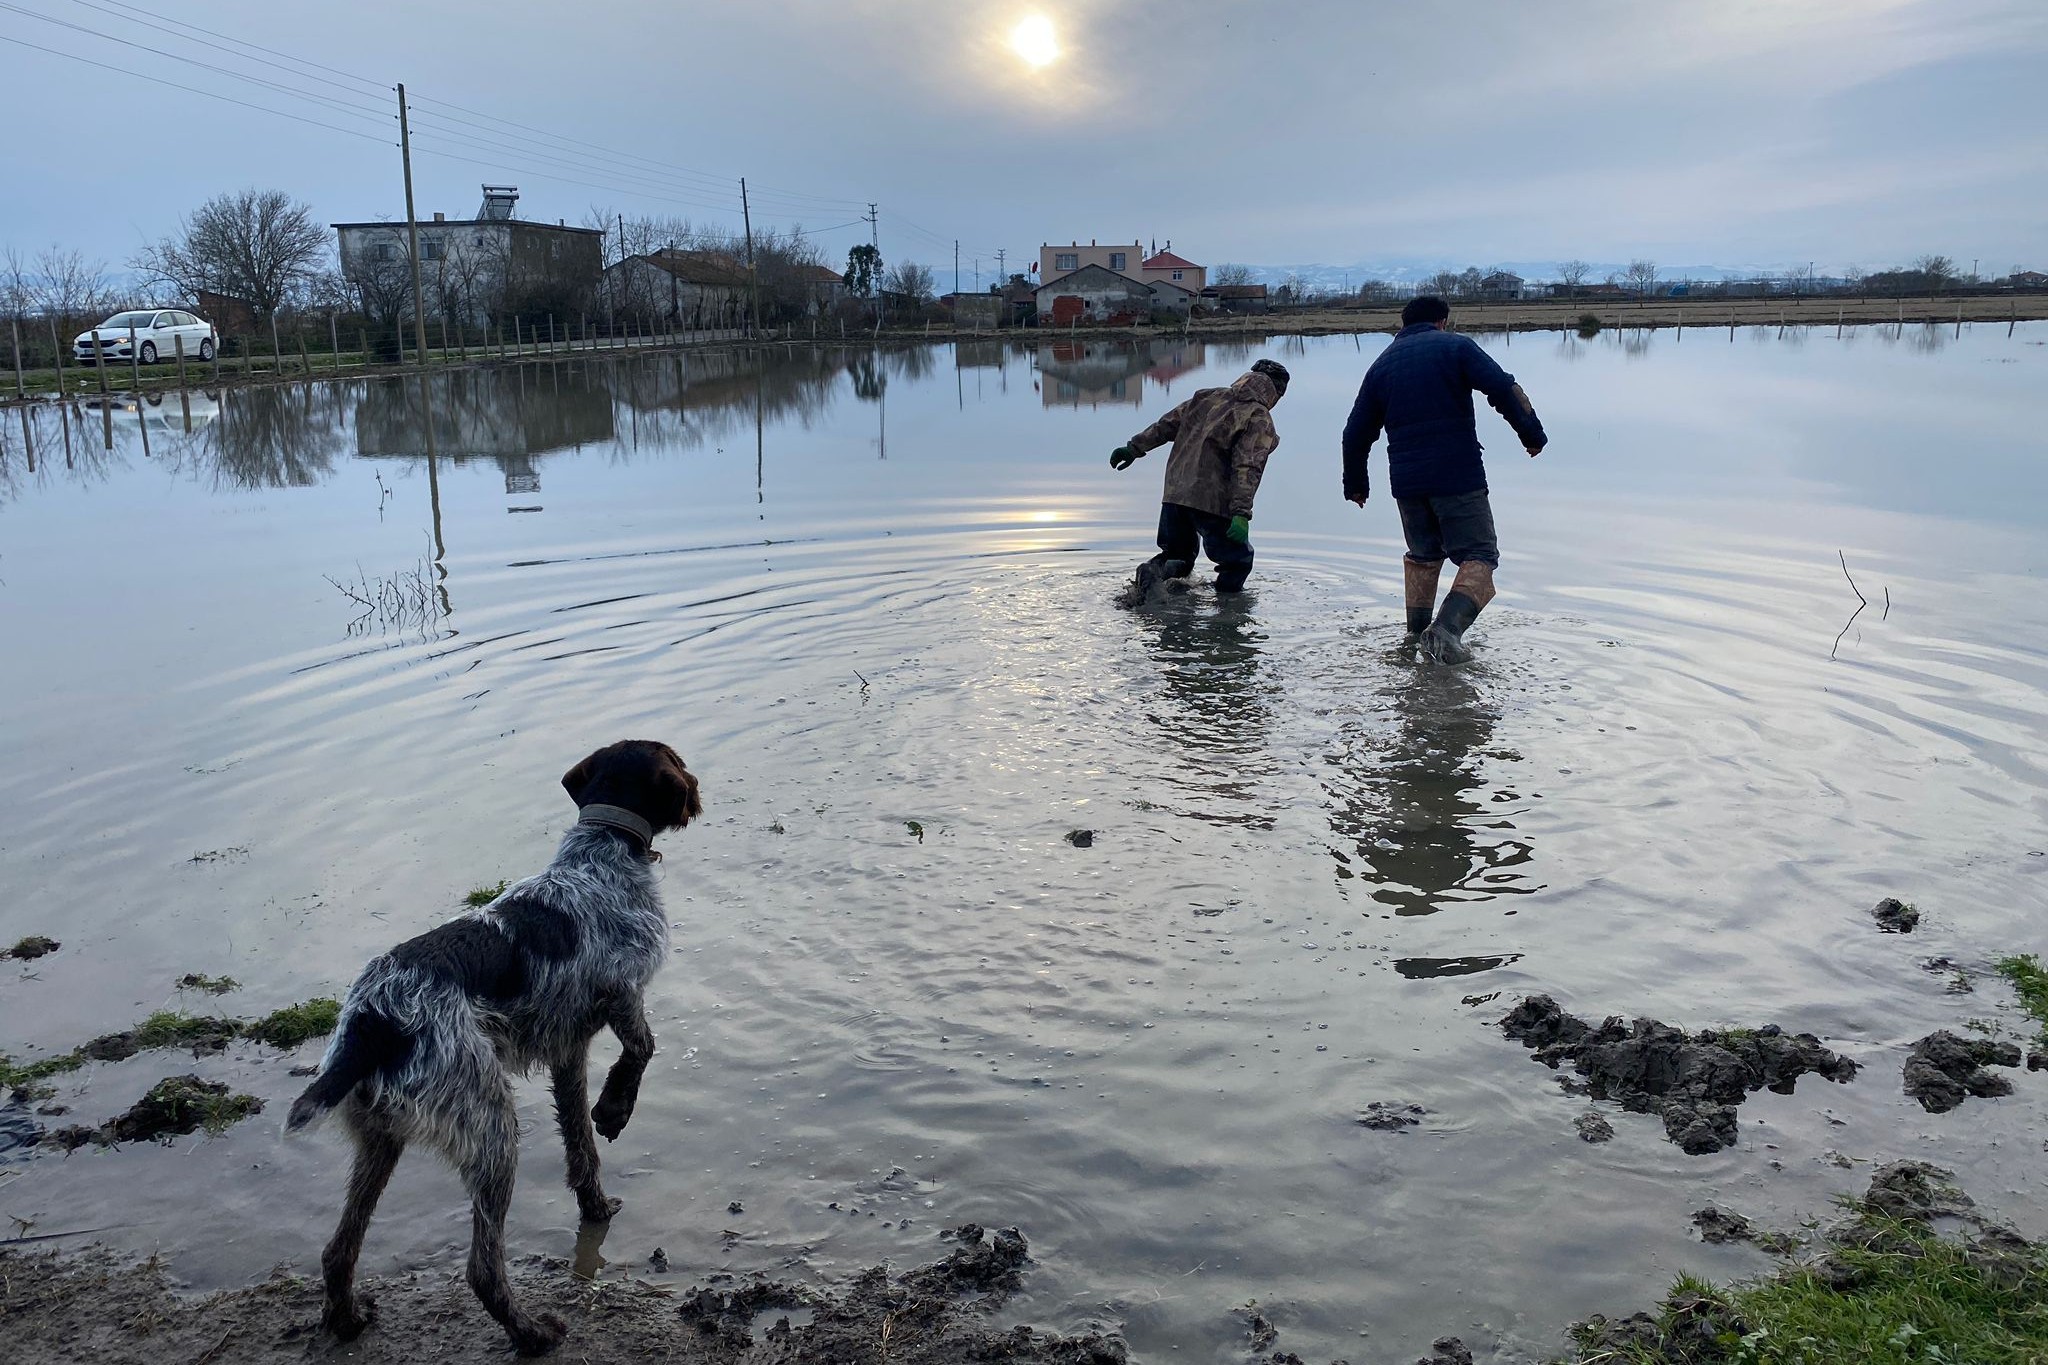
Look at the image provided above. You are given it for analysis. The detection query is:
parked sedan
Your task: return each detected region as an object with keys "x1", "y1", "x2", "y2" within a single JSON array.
[{"x1": 73, "y1": 309, "x2": 218, "y2": 365}]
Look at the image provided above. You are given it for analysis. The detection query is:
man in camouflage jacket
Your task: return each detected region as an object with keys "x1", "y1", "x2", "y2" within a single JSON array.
[{"x1": 1110, "y1": 358, "x2": 1289, "y2": 598}]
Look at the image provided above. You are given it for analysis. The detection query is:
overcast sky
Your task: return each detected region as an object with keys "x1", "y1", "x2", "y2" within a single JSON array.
[{"x1": 4, "y1": 0, "x2": 2043, "y2": 280}]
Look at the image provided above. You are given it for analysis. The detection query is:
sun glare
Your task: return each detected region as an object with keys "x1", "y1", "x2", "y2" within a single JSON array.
[{"x1": 1010, "y1": 14, "x2": 1060, "y2": 69}]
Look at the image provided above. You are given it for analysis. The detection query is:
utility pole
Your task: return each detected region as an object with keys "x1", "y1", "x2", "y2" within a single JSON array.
[
  {"x1": 396, "y1": 83, "x2": 430, "y2": 367},
  {"x1": 740, "y1": 179, "x2": 762, "y2": 337},
  {"x1": 953, "y1": 240, "x2": 960, "y2": 296},
  {"x1": 995, "y1": 248, "x2": 1006, "y2": 282},
  {"x1": 864, "y1": 203, "x2": 881, "y2": 326}
]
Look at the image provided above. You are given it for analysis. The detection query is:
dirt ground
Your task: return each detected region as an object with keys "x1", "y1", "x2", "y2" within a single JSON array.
[{"x1": 0, "y1": 1224, "x2": 1127, "y2": 1365}]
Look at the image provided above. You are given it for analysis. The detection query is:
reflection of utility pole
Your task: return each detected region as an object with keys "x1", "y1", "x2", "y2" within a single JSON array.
[
  {"x1": 877, "y1": 385, "x2": 886, "y2": 461},
  {"x1": 754, "y1": 367, "x2": 764, "y2": 512},
  {"x1": 417, "y1": 371, "x2": 450, "y2": 617},
  {"x1": 397, "y1": 84, "x2": 430, "y2": 367}
]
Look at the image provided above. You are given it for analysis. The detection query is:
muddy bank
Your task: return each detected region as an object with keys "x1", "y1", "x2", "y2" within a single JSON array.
[
  {"x1": 1500, "y1": 995, "x2": 1857, "y2": 1153},
  {"x1": 1565, "y1": 1163, "x2": 2047, "y2": 1363},
  {"x1": 0, "y1": 1224, "x2": 1125, "y2": 1365},
  {"x1": 1902, "y1": 1029, "x2": 2022, "y2": 1112}
]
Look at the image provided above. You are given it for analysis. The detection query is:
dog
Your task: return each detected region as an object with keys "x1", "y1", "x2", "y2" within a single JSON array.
[{"x1": 286, "y1": 739, "x2": 701, "y2": 1355}]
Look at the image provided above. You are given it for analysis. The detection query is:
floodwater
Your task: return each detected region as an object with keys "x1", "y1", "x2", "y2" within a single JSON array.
[{"x1": 2, "y1": 323, "x2": 2045, "y2": 1362}]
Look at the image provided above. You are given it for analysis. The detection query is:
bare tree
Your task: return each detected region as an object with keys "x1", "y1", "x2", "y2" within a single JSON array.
[
  {"x1": 1555, "y1": 260, "x2": 1590, "y2": 298},
  {"x1": 1910, "y1": 254, "x2": 1955, "y2": 291},
  {"x1": 1212, "y1": 263, "x2": 1254, "y2": 287},
  {"x1": 882, "y1": 261, "x2": 935, "y2": 306},
  {"x1": 1622, "y1": 259, "x2": 1660, "y2": 295},
  {"x1": 1426, "y1": 269, "x2": 1462, "y2": 297},
  {"x1": 134, "y1": 189, "x2": 330, "y2": 323}
]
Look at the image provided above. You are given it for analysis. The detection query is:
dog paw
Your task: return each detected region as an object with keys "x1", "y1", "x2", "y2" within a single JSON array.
[
  {"x1": 590, "y1": 1101, "x2": 630, "y2": 1141},
  {"x1": 512, "y1": 1311, "x2": 568, "y2": 1356},
  {"x1": 577, "y1": 1192, "x2": 623, "y2": 1222},
  {"x1": 322, "y1": 1293, "x2": 377, "y2": 1341}
]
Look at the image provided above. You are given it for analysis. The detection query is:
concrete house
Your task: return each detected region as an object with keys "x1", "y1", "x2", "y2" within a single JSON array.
[
  {"x1": 1140, "y1": 247, "x2": 1206, "y2": 292},
  {"x1": 1146, "y1": 277, "x2": 1199, "y2": 316},
  {"x1": 1034, "y1": 264, "x2": 1153, "y2": 326},
  {"x1": 335, "y1": 186, "x2": 602, "y2": 324},
  {"x1": 1039, "y1": 240, "x2": 1143, "y2": 280},
  {"x1": 605, "y1": 249, "x2": 750, "y2": 328}
]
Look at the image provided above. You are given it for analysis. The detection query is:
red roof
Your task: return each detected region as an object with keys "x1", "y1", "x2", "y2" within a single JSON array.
[{"x1": 1142, "y1": 250, "x2": 1200, "y2": 271}]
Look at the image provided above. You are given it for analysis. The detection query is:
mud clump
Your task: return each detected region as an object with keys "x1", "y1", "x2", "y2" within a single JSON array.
[
  {"x1": 1902, "y1": 1029, "x2": 2021, "y2": 1112},
  {"x1": 3, "y1": 935, "x2": 61, "y2": 961},
  {"x1": 1416, "y1": 1338, "x2": 1474, "y2": 1365},
  {"x1": 1575, "y1": 1112, "x2": 1614, "y2": 1143},
  {"x1": 1065, "y1": 828, "x2": 1094, "y2": 848},
  {"x1": 39, "y1": 1075, "x2": 264, "y2": 1150},
  {"x1": 1500, "y1": 995, "x2": 1857, "y2": 1154},
  {"x1": 1691, "y1": 1205, "x2": 1755, "y2": 1244},
  {"x1": 1357, "y1": 1101, "x2": 1428, "y2": 1131},
  {"x1": 1870, "y1": 896, "x2": 1919, "y2": 932}
]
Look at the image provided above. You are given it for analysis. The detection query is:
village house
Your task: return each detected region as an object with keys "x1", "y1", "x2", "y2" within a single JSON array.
[
  {"x1": 605, "y1": 248, "x2": 750, "y2": 329},
  {"x1": 1034, "y1": 239, "x2": 1211, "y2": 325},
  {"x1": 1139, "y1": 246, "x2": 1206, "y2": 292},
  {"x1": 334, "y1": 186, "x2": 602, "y2": 325},
  {"x1": 1033, "y1": 263, "x2": 1152, "y2": 326},
  {"x1": 1203, "y1": 283, "x2": 1269, "y2": 315},
  {"x1": 1039, "y1": 240, "x2": 1143, "y2": 279}
]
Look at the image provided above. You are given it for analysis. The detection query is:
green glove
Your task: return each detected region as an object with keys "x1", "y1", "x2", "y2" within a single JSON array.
[
  {"x1": 1226, "y1": 514, "x2": 1251, "y2": 544},
  {"x1": 1109, "y1": 445, "x2": 1139, "y2": 470}
]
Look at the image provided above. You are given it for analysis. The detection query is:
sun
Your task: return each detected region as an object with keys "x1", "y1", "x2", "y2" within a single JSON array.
[{"x1": 1010, "y1": 14, "x2": 1060, "y2": 69}]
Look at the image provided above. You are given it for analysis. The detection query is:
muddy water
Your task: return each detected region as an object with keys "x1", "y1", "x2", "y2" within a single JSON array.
[{"x1": 2, "y1": 325, "x2": 2045, "y2": 1362}]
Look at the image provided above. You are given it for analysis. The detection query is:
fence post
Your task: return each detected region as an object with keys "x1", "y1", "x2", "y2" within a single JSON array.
[
  {"x1": 50, "y1": 320, "x2": 67, "y2": 398},
  {"x1": 96, "y1": 331, "x2": 111, "y2": 395},
  {"x1": 549, "y1": 315, "x2": 557, "y2": 356},
  {"x1": 360, "y1": 329, "x2": 370, "y2": 372},
  {"x1": 439, "y1": 316, "x2": 450, "y2": 365},
  {"x1": 128, "y1": 323, "x2": 144, "y2": 390},
  {"x1": 331, "y1": 313, "x2": 341, "y2": 372},
  {"x1": 10, "y1": 318, "x2": 22, "y2": 400},
  {"x1": 175, "y1": 332, "x2": 187, "y2": 389},
  {"x1": 213, "y1": 331, "x2": 223, "y2": 383},
  {"x1": 270, "y1": 312, "x2": 282, "y2": 376}
]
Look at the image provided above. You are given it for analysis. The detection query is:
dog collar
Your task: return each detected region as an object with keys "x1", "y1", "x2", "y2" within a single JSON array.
[{"x1": 577, "y1": 803, "x2": 655, "y2": 851}]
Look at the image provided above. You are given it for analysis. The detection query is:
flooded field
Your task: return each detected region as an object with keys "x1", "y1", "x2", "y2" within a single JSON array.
[{"x1": 2, "y1": 323, "x2": 2044, "y2": 1362}]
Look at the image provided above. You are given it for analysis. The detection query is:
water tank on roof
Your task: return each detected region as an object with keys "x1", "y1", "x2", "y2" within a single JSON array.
[{"x1": 478, "y1": 185, "x2": 519, "y2": 221}]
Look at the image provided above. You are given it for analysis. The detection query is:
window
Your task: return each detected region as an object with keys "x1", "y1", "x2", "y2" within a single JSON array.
[
  {"x1": 1171, "y1": 269, "x2": 1183, "y2": 281},
  {"x1": 154, "y1": 313, "x2": 175, "y2": 328},
  {"x1": 421, "y1": 238, "x2": 444, "y2": 261},
  {"x1": 374, "y1": 242, "x2": 397, "y2": 262},
  {"x1": 1109, "y1": 253, "x2": 1126, "y2": 271},
  {"x1": 1055, "y1": 253, "x2": 1078, "y2": 271}
]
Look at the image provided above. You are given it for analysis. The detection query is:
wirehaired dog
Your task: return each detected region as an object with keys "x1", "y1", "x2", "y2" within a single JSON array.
[{"x1": 286, "y1": 740, "x2": 701, "y2": 1355}]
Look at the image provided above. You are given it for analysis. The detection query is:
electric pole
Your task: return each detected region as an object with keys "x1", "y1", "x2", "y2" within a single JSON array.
[
  {"x1": 954, "y1": 240, "x2": 959, "y2": 296},
  {"x1": 995, "y1": 248, "x2": 1006, "y2": 282},
  {"x1": 396, "y1": 83, "x2": 430, "y2": 367},
  {"x1": 740, "y1": 179, "x2": 762, "y2": 337},
  {"x1": 864, "y1": 203, "x2": 881, "y2": 325}
]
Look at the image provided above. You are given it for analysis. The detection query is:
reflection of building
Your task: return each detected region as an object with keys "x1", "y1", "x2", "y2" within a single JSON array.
[
  {"x1": 1034, "y1": 338, "x2": 1211, "y2": 408},
  {"x1": 1323, "y1": 668, "x2": 1535, "y2": 915},
  {"x1": 353, "y1": 364, "x2": 615, "y2": 474}
]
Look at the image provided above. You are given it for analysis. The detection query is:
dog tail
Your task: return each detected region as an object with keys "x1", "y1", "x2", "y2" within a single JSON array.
[{"x1": 286, "y1": 1005, "x2": 409, "y2": 1134}]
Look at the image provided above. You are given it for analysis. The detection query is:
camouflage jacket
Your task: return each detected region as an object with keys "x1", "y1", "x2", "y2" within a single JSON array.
[{"x1": 1127, "y1": 370, "x2": 1281, "y2": 519}]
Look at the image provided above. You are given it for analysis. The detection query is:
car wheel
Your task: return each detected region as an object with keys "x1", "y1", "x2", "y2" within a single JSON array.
[
  {"x1": 139, "y1": 341, "x2": 158, "y2": 364},
  {"x1": 198, "y1": 338, "x2": 215, "y2": 362}
]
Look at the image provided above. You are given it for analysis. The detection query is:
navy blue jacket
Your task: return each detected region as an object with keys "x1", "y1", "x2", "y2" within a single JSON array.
[{"x1": 1342, "y1": 324, "x2": 1547, "y2": 501}]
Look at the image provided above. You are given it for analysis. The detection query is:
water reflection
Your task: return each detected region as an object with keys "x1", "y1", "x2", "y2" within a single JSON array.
[
  {"x1": 1034, "y1": 338, "x2": 1269, "y2": 409},
  {"x1": 1133, "y1": 597, "x2": 1274, "y2": 828},
  {"x1": 1323, "y1": 665, "x2": 1535, "y2": 913}
]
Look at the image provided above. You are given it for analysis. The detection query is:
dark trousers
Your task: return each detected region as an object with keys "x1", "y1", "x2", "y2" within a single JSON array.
[{"x1": 1150, "y1": 501, "x2": 1254, "y2": 593}]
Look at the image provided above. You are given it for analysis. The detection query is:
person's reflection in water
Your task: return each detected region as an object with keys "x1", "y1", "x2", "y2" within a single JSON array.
[
  {"x1": 1134, "y1": 596, "x2": 1274, "y2": 828},
  {"x1": 1324, "y1": 664, "x2": 1535, "y2": 913}
]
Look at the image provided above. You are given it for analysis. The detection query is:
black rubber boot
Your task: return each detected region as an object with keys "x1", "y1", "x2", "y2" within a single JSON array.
[
  {"x1": 1405, "y1": 605, "x2": 1433, "y2": 637},
  {"x1": 1421, "y1": 590, "x2": 1482, "y2": 664}
]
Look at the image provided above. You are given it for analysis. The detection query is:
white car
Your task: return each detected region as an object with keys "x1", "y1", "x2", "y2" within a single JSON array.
[{"x1": 74, "y1": 309, "x2": 218, "y2": 366}]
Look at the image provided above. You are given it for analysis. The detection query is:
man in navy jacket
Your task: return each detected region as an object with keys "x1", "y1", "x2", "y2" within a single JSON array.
[{"x1": 1342, "y1": 295, "x2": 1547, "y2": 663}]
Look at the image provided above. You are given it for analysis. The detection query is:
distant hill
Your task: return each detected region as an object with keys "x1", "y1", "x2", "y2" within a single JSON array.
[{"x1": 1228, "y1": 260, "x2": 1806, "y2": 291}]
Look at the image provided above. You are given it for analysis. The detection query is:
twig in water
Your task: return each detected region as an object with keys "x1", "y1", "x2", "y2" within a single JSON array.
[
  {"x1": 854, "y1": 669, "x2": 870, "y2": 690},
  {"x1": 1832, "y1": 549, "x2": 1868, "y2": 660},
  {"x1": 1883, "y1": 585, "x2": 1891, "y2": 621}
]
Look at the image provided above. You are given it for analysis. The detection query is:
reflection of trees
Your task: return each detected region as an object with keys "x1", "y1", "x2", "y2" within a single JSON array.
[
  {"x1": 204, "y1": 383, "x2": 351, "y2": 488},
  {"x1": 1322, "y1": 667, "x2": 1535, "y2": 914},
  {"x1": 1134, "y1": 601, "x2": 1276, "y2": 829},
  {"x1": 355, "y1": 364, "x2": 615, "y2": 465}
]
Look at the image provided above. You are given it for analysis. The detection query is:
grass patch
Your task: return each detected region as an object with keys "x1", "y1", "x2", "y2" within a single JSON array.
[
  {"x1": 175, "y1": 973, "x2": 241, "y2": 995},
  {"x1": 243, "y1": 997, "x2": 341, "y2": 1048},
  {"x1": 1566, "y1": 1193, "x2": 2048, "y2": 1363},
  {"x1": 3, "y1": 935, "x2": 61, "y2": 960},
  {"x1": 1993, "y1": 954, "x2": 2048, "y2": 1046},
  {"x1": 1, "y1": 996, "x2": 340, "y2": 1097},
  {"x1": 464, "y1": 879, "x2": 509, "y2": 908}
]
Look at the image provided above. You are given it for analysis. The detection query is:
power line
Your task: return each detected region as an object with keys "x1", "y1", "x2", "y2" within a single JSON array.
[
  {"x1": 73, "y1": 0, "x2": 390, "y2": 94},
  {"x1": 65, "y1": 0, "x2": 391, "y2": 103},
  {"x1": 3, "y1": 3, "x2": 394, "y2": 127},
  {"x1": 0, "y1": 31, "x2": 394, "y2": 146}
]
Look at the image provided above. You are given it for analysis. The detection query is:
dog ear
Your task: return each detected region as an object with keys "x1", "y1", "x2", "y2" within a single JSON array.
[
  {"x1": 657, "y1": 746, "x2": 703, "y2": 831},
  {"x1": 561, "y1": 750, "x2": 602, "y2": 806}
]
